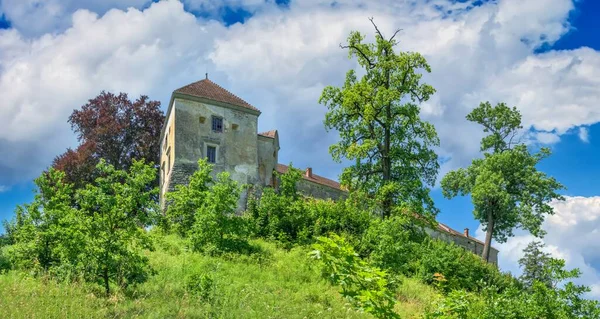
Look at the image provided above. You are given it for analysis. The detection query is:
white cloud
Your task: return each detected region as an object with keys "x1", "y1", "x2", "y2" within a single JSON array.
[
  {"x1": 0, "y1": 0, "x2": 226, "y2": 184},
  {"x1": 0, "y1": 0, "x2": 150, "y2": 36},
  {"x1": 579, "y1": 126, "x2": 590, "y2": 143},
  {"x1": 0, "y1": 185, "x2": 9, "y2": 193},
  {"x1": 0, "y1": 0, "x2": 599, "y2": 194},
  {"x1": 478, "y1": 196, "x2": 600, "y2": 299}
]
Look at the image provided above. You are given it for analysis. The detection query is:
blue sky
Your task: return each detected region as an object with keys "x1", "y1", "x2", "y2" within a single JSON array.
[{"x1": 1, "y1": 0, "x2": 600, "y2": 297}]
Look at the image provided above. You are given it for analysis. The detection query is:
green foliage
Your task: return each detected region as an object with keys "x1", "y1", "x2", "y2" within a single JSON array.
[
  {"x1": 165, "y1": 158, "x2": 213, "y2": 236},
  {"x1": 5, "y1": 236, "x2": 413, "y2": 318},
  {"x1": 4, "y1": 160, "x2": 158, "y2": 295},
  {"x1": 186, "y1": 272, "x2": 215, "y2": 301},
  {"x1": 441, "y1": 102, "x2": 565, "y2": 261},
  {"x1": 519, "y1": 240, "x2": 554, "y2": 289},
  {"x1": 319, "y1": 20, "x2": 439, "y2": 218},
  {"x1": 247, "y1": 163, "x2": 372, "y2": 246},
  {"x1": 3, "y1": 169, "x2": 85, "y2": 275},
  {"x1": 311, "y1": 234, "x2": 399, "y2": 318},
  {"x1": 189, "y1": 172, "x2": 251, "y2": 255},
  {"x1": 358, "y1": 215, "x2": 425, "y2": 275},
  {"x1": 415, "y1": 238, "x2": 516, "y2": 293},
  {"x1": 247, "y1": 163, "x2": 310, "y2": 245},
  {"x1": 75, "y1": 159, "x2": 157, "y2": 294},
  {"x1": 427, "y1": 256, "x2": 600, "y2": 319}
]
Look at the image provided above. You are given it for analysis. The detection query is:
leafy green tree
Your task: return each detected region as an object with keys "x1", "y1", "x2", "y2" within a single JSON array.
[
  {"x1": 518, "y1": 240, "x2": 553, "y2": 289},
  {"x1": 247, "y1": 163, "x2": 310, "y2": 244},
  {"x1": 319, "y1": 19, "x2": 439, "y2": 219},
  {"x1": 189, "y1": 171, "x2": 249, "y2": 254},
  {"x1": 165, "y1": 159, "x2": 213, "y2": 236},
  {"x1": 441, "y1": 102, "x2": 564, "y2": 262},
  {"x1": 76, "y1": 159, "x2": 157, "y2": 295},
  {"x1": 4, "y1": 169, "x2": 85, "y2": 274}
]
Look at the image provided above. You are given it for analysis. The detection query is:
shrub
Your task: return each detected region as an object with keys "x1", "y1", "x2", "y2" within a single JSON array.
[
  {"x1": 189, "y1": 172, "x2": 250, "y2": 255},
  {"x1": 247, "y1": 164, "x2": 374, "y2": 246},
  {"x1": 415, "y1": 238, "x2": 514, "y2": 293},
  {"x1": 357, "y1": 215, "x2": 426, "y2": 275},
  {"x1": 310, "y1": 234, "x2": 399, "y2": 319},
  {"x1": 165, "y1": 159, "x2": 213, "y2": 236},
  {"x1": 186, "y1": 273, "x2": 215, "y2": 301}
]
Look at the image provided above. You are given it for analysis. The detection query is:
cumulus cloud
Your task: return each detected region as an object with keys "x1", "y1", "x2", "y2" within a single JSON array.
[
  {"x1": 0, "y1": 0, "x2": 226, "y2": 184},
  {"x1": 0, "y1": 0, "x2": 151, "y2": 37},
  {"x1": 1, "y1": 0, "x2": 599, "y2": 190},
  {"x1": 477, "y1": 196, "x2": 600, "y2": 299}
]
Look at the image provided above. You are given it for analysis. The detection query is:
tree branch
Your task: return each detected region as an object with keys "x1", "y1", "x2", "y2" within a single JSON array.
[
  {"x1": 369, "y1": 17, "x2": 384, "y2": 40},
  {"x1": 340, "y1": 43, "x2": 375, "y2": 69}
]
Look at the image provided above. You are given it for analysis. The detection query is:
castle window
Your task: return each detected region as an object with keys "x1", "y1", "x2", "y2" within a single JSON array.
[
  {"x1": 206, "y1": 145, "x2": 217, "y2": 163},
  {"x1": 212, "y1": 116, "x2": 223, "y2": 133}
]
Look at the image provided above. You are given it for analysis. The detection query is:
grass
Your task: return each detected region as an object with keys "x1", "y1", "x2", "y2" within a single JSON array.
[{"x1": 0, "y1": 234, "x2": 439, "y2": 318}]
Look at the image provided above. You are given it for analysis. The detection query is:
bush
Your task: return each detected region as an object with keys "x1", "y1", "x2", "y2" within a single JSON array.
[
  {"x1": 358, "y1": 215, "x2": 425, "y2": 275},
  {"x1": 165, "y1": 159, "x2": 213, "y2": 236},
  {"x1": 247, "y1": 164, "x2": 374, "y2": 246},
  {"x1": 186, "y1": 273, "x2": 215, "y2": 301},
  {"x1": 189, "y1": 172, "x2": 251, "y2": 255},
  {"x1": 415, "y1": 238, "x2": 514, "y2": 293},
  {"x1": 310, "y1": 234, "x2": 399, "y2": 319},
  {"x1": 427, "y1": 280, "x2": 600, "y2": 319}
]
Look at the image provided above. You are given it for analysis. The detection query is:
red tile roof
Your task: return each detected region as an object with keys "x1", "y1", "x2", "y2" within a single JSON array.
[
  {"x1": 174, "y1": 79, "x2": 259, "y2": 112},
  {"x1": 258, "y1": 130, "x2": 277, "y2": 138},
  {"x1": 276, "y1": 163, "x2": 342, "y2": 190},
  {"x1": 437, "y1": 222, "x2": 487, "y2": 246}
]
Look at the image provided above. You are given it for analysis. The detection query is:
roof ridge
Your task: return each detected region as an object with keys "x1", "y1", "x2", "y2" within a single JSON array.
[
  {"x1": 205, "y1": 79, "x2": 253, "y2": 109},
  {"x1": 174, "y1": 78, "x2": 259, "y2": 112}
]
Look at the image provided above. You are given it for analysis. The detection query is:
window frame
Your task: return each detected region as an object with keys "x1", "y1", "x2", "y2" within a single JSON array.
[
  {"x1": 211, "y1": 116, "x2": 223, "y2": 133},
  {"x1": 205, "y1": 144, "x2": 218, "y2": 163}
]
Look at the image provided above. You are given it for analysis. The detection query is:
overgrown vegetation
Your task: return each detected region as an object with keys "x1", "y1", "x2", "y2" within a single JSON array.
[{"x1": 1, "y1": 18, "x2": 599, "y2": 319}]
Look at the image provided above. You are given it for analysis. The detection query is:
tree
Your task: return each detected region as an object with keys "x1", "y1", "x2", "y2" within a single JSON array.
[
  {"x1": 441, "y1": 102, "x2": 564, "y2": 262},
  {"x1": 190, "y1": 171, "x2": 250, "y2": 254},
  {"x1": 518, "y1": 241, "x2": 553, "y2": 289},
  {"x1": 76, "y1": 159, "x2": 158, "y2": 295},
  {"x1": 53, "y1": 92, "x2": 164, "y2": 189},
  {"x1": 319, "y1": 18, "x2": 439, "y2": 219},
  {"x1": 165, "y1": 159, "x2": 213, "y2": 236},
  {"x1": 3, "y1": 169, "x2": 85, "y2": 273}
]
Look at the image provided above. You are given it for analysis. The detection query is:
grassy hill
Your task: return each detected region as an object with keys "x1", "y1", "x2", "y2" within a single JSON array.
[{"x1": 0, "y1": 234, "x2": 439, "y2": 319}]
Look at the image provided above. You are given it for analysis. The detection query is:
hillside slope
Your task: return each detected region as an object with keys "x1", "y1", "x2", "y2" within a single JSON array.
[{"x1": 0, "y1": 235, "x2": 439, "y2": 318}]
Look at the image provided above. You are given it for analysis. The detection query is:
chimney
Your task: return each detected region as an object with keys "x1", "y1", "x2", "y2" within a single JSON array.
[
  {"x1": 464, "y1": 228, "x2": 469, "y2": 237},
  {"x1": 305, "y1": 167, "x2": 313, "y2": 178}
]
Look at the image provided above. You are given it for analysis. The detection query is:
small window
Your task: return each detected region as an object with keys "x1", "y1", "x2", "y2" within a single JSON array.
[
  {"x1": 212, "y1": 116, "x2": 223, "y2": 133},
  {"x1": 206, "y1": 145, "x2": 216, "y2": 163}
]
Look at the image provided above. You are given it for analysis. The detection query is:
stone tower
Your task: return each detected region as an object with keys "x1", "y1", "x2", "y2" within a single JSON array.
[{"x1": 158, "y1": 78, "x2": 279, "y2": 208}]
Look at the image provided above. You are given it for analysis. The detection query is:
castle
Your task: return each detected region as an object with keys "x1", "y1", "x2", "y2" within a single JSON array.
[{"x1": 158, "y1": 77, "x2": 498, "y2": 264}]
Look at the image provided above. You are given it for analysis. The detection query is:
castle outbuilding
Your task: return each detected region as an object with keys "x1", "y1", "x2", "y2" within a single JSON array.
[{"x1": 158, "y1": 77, "x2": 498, "y2": 264}]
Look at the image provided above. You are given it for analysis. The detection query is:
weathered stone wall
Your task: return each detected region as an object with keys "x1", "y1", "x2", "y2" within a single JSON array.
[
  {"x1": 257, "y1": 135, "x2": 278, "y2": 186},
  {"x1": 159, "y1": 108, "x2": 176, "y2": 207},
  {"x1": 172, "y1": 98, "x2": 260, "y2": 187},
  {"x1": 424, "y1": 227, "x2": 499, "y2": 265},
  {"x1": 296, "y1": 179, "x2": 347, "y2": 201}
]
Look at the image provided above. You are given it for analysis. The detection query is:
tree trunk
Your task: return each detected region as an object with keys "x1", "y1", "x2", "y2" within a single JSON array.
[
  {"x1": 482, "y1": 211, "x2": 495, "y2": 262},
  {"x1": 103, "y1": 267, "x2": 110, "y2": 296}
]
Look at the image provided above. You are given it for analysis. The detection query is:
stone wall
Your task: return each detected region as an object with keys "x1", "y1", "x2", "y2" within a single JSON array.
[
  {"x1": 173, "y1": 98, "x2": 260, "y2": 187},
  {"x1": 296, "y1": 179, "x2": 347, "y2": 201},
  {"x1": 424, "y1": 227, "x2": 499, "y2": 265},
  {"x1": 257, "y1": 135, "x2": 278, "y2": 186}
]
